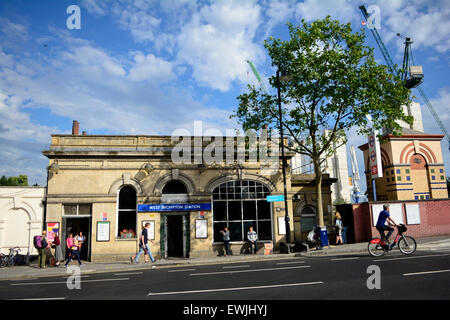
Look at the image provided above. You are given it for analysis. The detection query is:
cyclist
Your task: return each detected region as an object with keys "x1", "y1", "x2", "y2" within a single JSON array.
[{"x1": 375, "y1": 204, "x2": 398, "y2": 249}]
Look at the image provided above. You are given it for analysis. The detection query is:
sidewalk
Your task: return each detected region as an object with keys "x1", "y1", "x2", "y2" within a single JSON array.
[{"x1": 1, "y1": 235, "x2": 449, "y2": 281}]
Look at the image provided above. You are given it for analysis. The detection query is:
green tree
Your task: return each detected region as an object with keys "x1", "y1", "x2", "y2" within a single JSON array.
[
  {"x1": 232, "y1": 17, "x2": 412, "y2": 227},
  {"x1": 0, "y1": 175, "x2": 29, "y2": 186}
]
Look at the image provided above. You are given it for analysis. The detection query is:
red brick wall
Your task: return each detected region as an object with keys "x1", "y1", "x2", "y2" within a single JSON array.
[{"x1": 358, "y1": 199, "x2": 450, "y2": 240}]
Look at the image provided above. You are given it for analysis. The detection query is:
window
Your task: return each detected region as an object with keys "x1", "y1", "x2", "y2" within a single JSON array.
[
  {"x1": 406, "y1": 169, "x2": 410, "y2": 174},
  {"x1": 415, "y1": 196, "x2": 419, "y2": 200},
  {"x1": 441, "y1": 176, "x2": 445, "y2": 180},
  {"x1": 301, "y1": 206, "x2": 316, "y2": 232},
  {"x1": 396, "y1": 169, "x2": 401, "y2": 174},
  {"x1": 212, "y1": 180, "x2": 271, "y2": 242},
  {"x1": 440, "y1": 169, "x2": 444, "y2": 173},
  {"x1": 431, "y1": 176, "x2": 436, "y2": 181},
  {"x1": 117, "y1": 186, "x2": 137, "y2": 238},
  {"x1": 63, "y1": 204, "x2": 92, "y2": 216},
  {"x1": 406, "y1": 176, "x2": 411, "y2": 181},
  {"x1": 386, "y1": 178, "x2": 390, "y2": 183},
  {"x1": 431, "y1": 169, "x2": 435, "y2": 173},
  {"x1": 397, "y1": 176, "x2": 401, "y2": 181},
  {"x1": 426, "y1": 195, "x2": 430, "y2": 199}
]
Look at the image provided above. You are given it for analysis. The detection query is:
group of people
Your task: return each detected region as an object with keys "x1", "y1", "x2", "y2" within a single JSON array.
[
  {"x1": 34, "y1": 230, "x2": 86, "y2": 268},
  {"x1": 220, "y1": 226, "x2": 259, "y2": 256}
]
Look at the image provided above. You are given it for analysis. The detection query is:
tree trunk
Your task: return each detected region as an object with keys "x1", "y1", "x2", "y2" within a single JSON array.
[{"x1": 314, "y1": 160, "x2": 324, "y2": 227}]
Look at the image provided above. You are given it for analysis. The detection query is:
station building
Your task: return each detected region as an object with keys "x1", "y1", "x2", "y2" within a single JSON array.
[{"x1": 42, "y1": 123, "x2": 336, "y2": 262}]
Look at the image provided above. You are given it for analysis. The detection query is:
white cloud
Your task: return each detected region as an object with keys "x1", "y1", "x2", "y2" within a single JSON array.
[
  {"x1": 128, "y1": 52, "x2": 175, "y2": 82},
  {"x1": 175, "y1": 0, "x2": 265, "y2": 91}
]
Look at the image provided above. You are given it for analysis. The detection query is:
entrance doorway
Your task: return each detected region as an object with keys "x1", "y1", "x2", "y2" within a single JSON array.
[
  {"x1": 167, "y1": 215, "x2": 183, "y2": 257},
  {"x1": 62, "y1": 217, "x2": 91, "y2": 261}
]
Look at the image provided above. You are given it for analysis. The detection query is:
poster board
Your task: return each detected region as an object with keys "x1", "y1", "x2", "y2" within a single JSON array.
[
  {"x1": 372, "y1": 204, "x2": 403, "y2": 226},
  {"x1": 195, "y1": 219, "x2": 208, "y2": 239},
  {"x1": 405, "y1": 204, "x2": 421, "y2": 225},
  {"x1": 142, "y1": 220, "x2": 155, "y2": 240},
  {"x1": 278, "y1": 217, "x2": 286, "y2": 235},
  {"x1": 96, "y1": 221, "x2": 110, "y2": 242},
  {"x1": 46, "y1": 222, "x2": 59, "y2": 242}
]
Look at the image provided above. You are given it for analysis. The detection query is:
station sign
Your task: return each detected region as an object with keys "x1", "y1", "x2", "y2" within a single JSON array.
[
  {"x1": 138, "y1": 203, "x2": 211, "y2": 212},
  {"x1": 368, "y1": 130, "x2": 383, "y2": 179}
]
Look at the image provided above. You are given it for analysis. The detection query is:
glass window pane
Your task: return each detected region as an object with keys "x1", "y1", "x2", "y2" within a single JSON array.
[
  {"x1": 213, "y1": 201, "x2": 227, "y2": 221},
  {"x1": 301, "y1": 216, "x2": 316, "y2": 232},
  {"x1": 244, "y1": 221, "x2": 257, "y2": 240},
  {"x1": 119, "y1": 186, "x2": 136, "y2": 209},
  {"x1": 257, "y1": 200, "x2": 271, "y2": 220},
  {"x1": 213, "y1": 222, "x2": 227, "y2": 242},
  {"x1": 229, "y1": 222, "x2": 242, "y2": 241},
  {"x1": 258, "y1": 221, "x2": 272, "y2": 240},
  {"x1": 228, "y1": 201, "x2": 242, "y2": 220},
  {"x1": 118, "y1": 209, "x2": 137, "y2": 237},
  {"x1": 63, "y1": 205, "x2": 77, "y2": 215},
  {"x1": 78, "y1": 204, "x2": 92, "y2": 215},
  {"x1": 243, "y1": 201, "x2": 256, "y2": 220}
]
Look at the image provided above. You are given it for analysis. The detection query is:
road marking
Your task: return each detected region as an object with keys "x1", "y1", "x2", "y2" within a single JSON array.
[
  {"x1": 148, "y1": 281, "x2": 324, "y2": 296},
  {"x1": 190, "y1": 265, "x2": 310, "y2": 276},
  {"x1": 373, "y1": 253, "x2": 450, "y2": 262},
  {"x1": 403, "y1": 269, "x2": 450, "y2": 276},
  {"x1": 168, "y1": 268, "x2": 196, "y2": 273},
  {"x1": 276, "y1": 261, "x2": 306, "y2": 265},
  {"x1": 10, "y1": 278, "x2": 130, "y2": 286},
  {"x1": 62, "y1": 275, "x2": 90, "y2": 279},
  {"x1": 330, "y1": 257, "x2": 359, "y2": 261},
  {"x1": 223, "y1": 265, "x2": 251, "y2": 269},
  {"x1": 9, "y1": 297, "x2": 67, "y2": 300},
  {"x1": 114, "y1": 272, "x2": 143, "y2": 276}
]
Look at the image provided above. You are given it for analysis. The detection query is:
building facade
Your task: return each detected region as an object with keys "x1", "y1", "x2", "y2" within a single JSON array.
[
  {"x1": 0, "y1": 187, "x2": 45, "y2": 255},
  {"x1": 42, "y1": 130, "x2": 335, "y2": 262},
  {"x1": 359, "y1": 133, "x2": 448, "y2": 201}
]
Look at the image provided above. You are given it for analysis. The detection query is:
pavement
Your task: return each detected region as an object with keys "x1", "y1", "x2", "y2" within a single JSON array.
[{"x1": 1, "y1": 235, "x2": 449, "y2": 281}]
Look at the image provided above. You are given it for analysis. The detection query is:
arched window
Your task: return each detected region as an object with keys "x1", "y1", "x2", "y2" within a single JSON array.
[
  {"x1": 162, "y1": 180, "x2": 188, "y2": 203},
  {"x1": 300, "y1": 205, "x2": 316, "y2": 232},
  {"x1": 117, "y1": 186, "x2": 137, "y2": 238},
  {"x1": 212, "y1": 180, "x2": 272, "y2": 242}
]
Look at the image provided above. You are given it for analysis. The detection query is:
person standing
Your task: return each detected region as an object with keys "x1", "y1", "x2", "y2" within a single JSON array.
[
  {"x1": 335, "y1": 212, "x2": 343, "y2": 245},
  {"x1": 52, "y1": 233, "x2": 64, "y2": 266},
  {"x1": 131, "y1": 223, "x2": 156, "y2": 264},
  {"x1": 75, "y1": 231, "x2": 86, "y2": 260},
  {"x1": 65, "y1": 233, "x2": 84, "y2": 267},
  {"x1": 36, "y1": 230, "x2": 48, "y2": 268},
  {"x1": 247, "y1": 226, "x2": 258, "y2": 254},
  {"x1": 220, "y1": 227, "x2": 231, "y2": 256}
]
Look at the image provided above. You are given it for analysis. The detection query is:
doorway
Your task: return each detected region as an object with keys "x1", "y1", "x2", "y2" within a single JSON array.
[
  {"x1": 167, "y1": 215, "x2": 183, "y2": 257},
  {"x1": 62, "y1": 217, "x2": 91, "y2": 261}
]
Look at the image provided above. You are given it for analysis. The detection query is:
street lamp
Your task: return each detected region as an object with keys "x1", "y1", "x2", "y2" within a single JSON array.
[{"x1": 276, "y1": 69, "x2": 292, "y2": 248}]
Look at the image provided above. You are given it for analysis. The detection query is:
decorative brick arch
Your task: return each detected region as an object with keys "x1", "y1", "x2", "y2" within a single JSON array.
[
  {"x1": 205, "y1": 173, "x2": 276, "y2": 193},
  {"x1": 108, "y1": 173, "x2": 143, "y2": 195},
  {"x1": 400, "y1": 142, "x2": 435, "y2": 164},
  {"x1": 153, "y1": 173, "x2": 195, "y2": 195},
  {"x1": 399, "y1": 143, "x2": 414, "y2": 164},
  {"x1": 419, "y1": 143, "x2": 437, "y2": 163}
]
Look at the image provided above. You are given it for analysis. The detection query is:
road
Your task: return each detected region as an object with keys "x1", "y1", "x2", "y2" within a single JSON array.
[{"x1": 1, "y1": 250, "x2": 449, "y2": 302}]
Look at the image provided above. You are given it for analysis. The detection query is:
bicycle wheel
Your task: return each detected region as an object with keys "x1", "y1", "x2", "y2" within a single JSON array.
[
  {"x1": 368, "y1": 238, "x2": 385, "y2": 257},
  {"x1": 398, "y1": 236, "x2": 416, "y2": 255},
  {"x1": 0, "y1": 255, "x2": 7, "y2": 268}
]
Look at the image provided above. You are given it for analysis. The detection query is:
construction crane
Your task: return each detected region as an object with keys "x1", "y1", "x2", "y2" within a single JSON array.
[
  {"x1": 359, "y1": 5, "x2": 450, "y2": 151},
  {"x1": 349, "y1": 145, "x2": 361, "y2": 203}
]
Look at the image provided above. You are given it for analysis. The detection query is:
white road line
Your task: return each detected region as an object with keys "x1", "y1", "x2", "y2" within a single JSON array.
[
  {"x1": 10, "y1": 278, "x2": 130, "y2": 286},
  {"x1": 9, "y1": 297, "x2": 67, "y2": 300},
  {"x1": 276, "y1": 261, "x2": 306, "y2": 265},
  {"x1": 373, "y1": 253, "x2": 450, "y2": 262},
  {"x1": 61, "y1": 275, "x2": 90, "y2": 279},
  {"x1": 190, "y1": 265, "x2": 310, "y2": 276},
  {"x1": 147, "y1": 281, "x2": 324, "y2": 296},
  {"x1": 114, "y1": 272, "x2": 143, "y2": 276},
  {"x1": 330, "y1": 257, "x2": 359, "y2": 261},
  {"x1": 223, "y1": 265, "x2": 251, "y2": 269},
  {"x1": 403, "y1": 269, "x2": 450, "y2": 276},
  {"x1": 168, "y1": 268, "x2": 196, "y2": 273}
]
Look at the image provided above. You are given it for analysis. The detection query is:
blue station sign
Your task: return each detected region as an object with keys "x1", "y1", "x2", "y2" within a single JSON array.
[
  {"x1": 266, "y1": 195, "x2": 285, "y2": 202},
  {"x1": 138, "y1": 203, "x2": 211, "y2": 212}
]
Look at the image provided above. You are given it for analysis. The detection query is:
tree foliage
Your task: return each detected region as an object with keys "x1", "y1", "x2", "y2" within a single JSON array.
[
  {"x1": 0, "y1": 175, "x2": 29, "y2": 186},
  {"x1": 232, "y1": 17, "x2": 412, "y2": 226}
]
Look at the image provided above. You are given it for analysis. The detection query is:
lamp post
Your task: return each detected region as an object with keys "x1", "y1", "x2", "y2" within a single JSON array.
[{"x1": 276, "y1": 69, "x2": 292, "y2": 246}]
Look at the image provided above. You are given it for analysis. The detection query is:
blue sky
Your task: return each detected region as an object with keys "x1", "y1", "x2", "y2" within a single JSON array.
[{"x1": 0, "y1": 0, "x2": 449, "y2": 192}]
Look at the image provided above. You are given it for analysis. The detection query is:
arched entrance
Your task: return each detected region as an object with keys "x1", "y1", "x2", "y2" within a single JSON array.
[
  {"x1": 410, "y1": 153, "x2": 430, "y2": 199},
  {"x1": 161, "y1": 180, "x2": 190, "y2": 258}
]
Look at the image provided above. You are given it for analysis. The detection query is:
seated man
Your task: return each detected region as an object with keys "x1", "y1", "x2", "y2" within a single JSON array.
[
  {"x1": 247, "y1": 226, "x2": 258, "y2": 254},
  {"x1": 376, "y1": 204, "x2": 398, "y2": 247}
]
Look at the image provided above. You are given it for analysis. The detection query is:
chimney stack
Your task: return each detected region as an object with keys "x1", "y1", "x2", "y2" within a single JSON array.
[{"x1": 72, "y1": 120, "x2": 79, "y2": 135}]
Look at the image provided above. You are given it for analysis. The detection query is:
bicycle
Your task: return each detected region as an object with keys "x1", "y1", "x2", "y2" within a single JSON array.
[
  {"x1": 368, "y1": 224, "x2": 417, "y2": 257},
  {"x1": 0, "y1": 247, "x2": 24, "y2": 267}
]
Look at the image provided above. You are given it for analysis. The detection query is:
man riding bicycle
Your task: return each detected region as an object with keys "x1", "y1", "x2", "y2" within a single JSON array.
[{"x1": 376, "y1": 204, "x2": 398, "y2": 248}]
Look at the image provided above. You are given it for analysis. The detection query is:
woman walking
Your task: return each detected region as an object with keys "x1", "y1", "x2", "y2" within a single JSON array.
[{"x1": 335, "y1": 212, "x2": 343, "y2": 245}]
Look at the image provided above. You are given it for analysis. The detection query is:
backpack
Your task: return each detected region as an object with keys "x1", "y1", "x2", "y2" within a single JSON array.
[
  {"x1": 41, "y1": 237, "x2": 48, "y2": 249},
  {"x1": 33, "y1": 235, "x2": 42, "y2": 249}
]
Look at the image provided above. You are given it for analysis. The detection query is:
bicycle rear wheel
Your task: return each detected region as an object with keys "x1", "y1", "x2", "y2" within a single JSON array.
[
  {"x1": 368, "y1": 238, "x2": 385, "y2": 257},
  {"x1": 398, "y1": 236, "x2": 416, "y2": 255}
]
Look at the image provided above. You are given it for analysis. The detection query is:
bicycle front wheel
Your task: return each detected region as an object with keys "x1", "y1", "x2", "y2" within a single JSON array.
[
  {"x1": 398, "y1": 236, "x2": 417, "y2": 255},
  {"x1": 368, "y1": 238, "x2": 385, "y2": 257}
]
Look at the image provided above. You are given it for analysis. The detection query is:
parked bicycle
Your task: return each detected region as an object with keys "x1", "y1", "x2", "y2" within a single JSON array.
[
  {"x1": 368, "y1": 224, "x2": 417, "y2": 257},
  {"x1": 0, "y1": 247, "x2": 26, "y2": 267}
]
